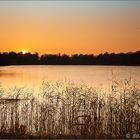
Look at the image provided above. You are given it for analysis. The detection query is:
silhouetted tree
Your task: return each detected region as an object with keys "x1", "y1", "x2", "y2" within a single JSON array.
[{"x1": 0, "y1": 51, "x2": 140, "y2": 66}]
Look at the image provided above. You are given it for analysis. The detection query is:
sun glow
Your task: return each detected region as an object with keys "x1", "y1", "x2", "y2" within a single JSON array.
[{"x1": 21, "y1": 49, "x2": 28, "y2": 54}]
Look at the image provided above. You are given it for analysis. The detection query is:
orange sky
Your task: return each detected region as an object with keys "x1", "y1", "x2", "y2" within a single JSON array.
[{"x1": 0, "y1": 1, "x2": 140, "y2": 55}]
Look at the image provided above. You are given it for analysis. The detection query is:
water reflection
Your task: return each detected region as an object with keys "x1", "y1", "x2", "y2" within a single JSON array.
[
  {"x1": 0, "y1": 65, "x2": 140, "y2": 91},
  {"x1": 0, "y1": 70, "x2": 15, "y2": 76}
]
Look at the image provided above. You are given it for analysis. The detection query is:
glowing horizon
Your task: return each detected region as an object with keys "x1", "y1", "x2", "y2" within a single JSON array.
[{"x1": 0, "y1": 1, "x2": 140, "y2": 55}]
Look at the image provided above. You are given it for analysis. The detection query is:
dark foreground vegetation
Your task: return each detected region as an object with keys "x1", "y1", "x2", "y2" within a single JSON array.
[
  {"x1": 0, "y1": 51, "x2": 140, "y2": 66},
  {"x1": 0, "y1": 79, "x2": 140, "y2": 139}
]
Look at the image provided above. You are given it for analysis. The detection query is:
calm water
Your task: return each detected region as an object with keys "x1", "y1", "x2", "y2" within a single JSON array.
[{"x1": 0, "y1": 65, "x2": 140, "y2": 90}]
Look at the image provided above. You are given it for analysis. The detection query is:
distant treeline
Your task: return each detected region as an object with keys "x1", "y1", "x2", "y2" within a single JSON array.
[{"x1": 0, "y1": 51, "x2": 140, "y2": 66}]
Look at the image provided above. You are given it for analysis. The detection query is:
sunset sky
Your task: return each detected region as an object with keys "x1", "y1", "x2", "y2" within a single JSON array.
[{"x1": 0, "y1": 1, "x2": 140, "y2": 55}]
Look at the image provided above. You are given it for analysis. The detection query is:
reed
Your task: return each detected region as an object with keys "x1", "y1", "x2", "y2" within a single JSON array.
[{"x1": 0, "y1": 79, "x2": 139, "y2": 138}]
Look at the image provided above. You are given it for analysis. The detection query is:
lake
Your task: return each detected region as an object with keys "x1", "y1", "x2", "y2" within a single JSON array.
[
  {"x1": 0, "y1": 65, "x2": 140, "y2": 91},
  {"x1": 0, "y1": 65, "x2": 140, "y2": 138}
]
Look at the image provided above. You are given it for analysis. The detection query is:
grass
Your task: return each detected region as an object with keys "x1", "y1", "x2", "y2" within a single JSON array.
[{"x1": 0, "y1": 79, "x2": 140, "y2": 139}]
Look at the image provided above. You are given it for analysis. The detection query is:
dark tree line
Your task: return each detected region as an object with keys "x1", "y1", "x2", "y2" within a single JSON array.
[{"x1": 0, "y1": 51, "x2": 140, "y2": 66}]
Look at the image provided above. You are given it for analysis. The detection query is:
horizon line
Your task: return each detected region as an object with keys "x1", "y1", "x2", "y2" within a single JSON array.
[{"x1": 0, "y1": 50, "x2": 140, "y2": 56}]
